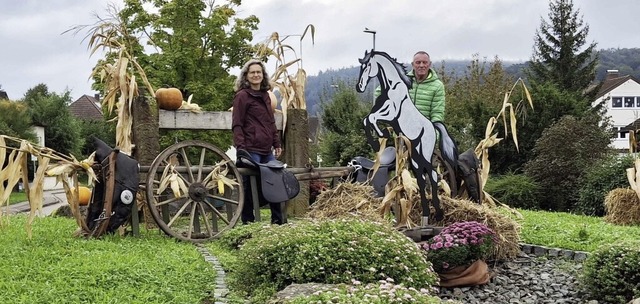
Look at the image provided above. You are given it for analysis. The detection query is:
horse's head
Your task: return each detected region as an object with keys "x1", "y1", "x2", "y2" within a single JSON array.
[{"x1": 356, "y1": 50, "x2": 376, "y2": 93}]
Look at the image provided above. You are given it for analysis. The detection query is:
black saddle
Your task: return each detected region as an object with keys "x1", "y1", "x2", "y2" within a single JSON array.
[
  {"x1": 457, "y1": 148, "x2": 482, "y2": 204},
  {"x1": 236, "y1": 149, "x2": 300, "y2": 204},
  {"x1": 87, "y1": 137, "x2": 140, "y2": 236},
  {"x1": 347, "y1": 146, "x2": 396, "y2": 197}
]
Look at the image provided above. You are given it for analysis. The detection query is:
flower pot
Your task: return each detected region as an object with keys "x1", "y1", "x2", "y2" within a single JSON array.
[{"x1": 438, "y1": 259, "x2": 490, "y2": 288}]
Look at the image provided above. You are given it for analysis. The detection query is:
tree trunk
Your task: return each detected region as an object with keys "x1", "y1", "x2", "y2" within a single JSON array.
[{"x1": 283, "y1": 109, "x2": 310, "y2": 217}]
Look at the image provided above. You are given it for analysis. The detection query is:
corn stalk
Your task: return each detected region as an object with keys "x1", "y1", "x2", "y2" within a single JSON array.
[
  {"x1": 474, "y1": 78, "x2": 533, "y2": 204},
  {"x1": 255, "y1": 24, "x2": 315, "y2": 131},
  {"x1": 0, "y1": 135, "x2": 96, "y2": 237},
  {"x1": 67, "y1": 4, "x2": 155, "y2": 155}
]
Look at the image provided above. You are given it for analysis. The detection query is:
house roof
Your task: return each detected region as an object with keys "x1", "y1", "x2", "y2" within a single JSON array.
[
  {"x1": 69, "y1": 94, "x2": 103, "y2": 121},
  {"x1": 596, "y1": 75, "x2": 640, "y2": 99}
]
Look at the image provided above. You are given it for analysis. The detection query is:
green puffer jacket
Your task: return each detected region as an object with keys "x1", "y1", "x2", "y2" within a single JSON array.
[
  {"x1": 374, "y1": 68, "x2": 446, "y2": 122},
  {"x1": 407, "y1": 68, "x2": 445, "y2": 123}
]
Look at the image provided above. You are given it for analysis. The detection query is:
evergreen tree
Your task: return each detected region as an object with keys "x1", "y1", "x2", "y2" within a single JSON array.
[
  {"x1": 527, "y1": 0, "x2": 598, "y2": 99},
  {"x1": 319, "y1": 83, "x2": 372, "y2": 166}
]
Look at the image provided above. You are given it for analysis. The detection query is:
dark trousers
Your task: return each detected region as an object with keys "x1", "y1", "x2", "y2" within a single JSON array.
[{"x1": 241, "y1": 151, "x2": 284, "y2": 225}]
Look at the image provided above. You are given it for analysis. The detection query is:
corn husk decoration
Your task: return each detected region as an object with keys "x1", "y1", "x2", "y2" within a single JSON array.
[
  {"x1": 202, "y1": 160, "x2": 239, "y2": 195},
  {"x1": 256, "y1": 24, "x2": 315, "y2": 132},
  {"x1": 157, "y1": 155, "x2": 188, "y2": 198},
  {"x1": 179, "y1": 94, "x2": 202, "y2": 113},
  {"x1": 68, "y1": 4, "x2": 155, "y2": 155},
  {"x1": 475, "y1": 78, "x2": 533, "y2": 205},
  {"x1": 0, "y1": 135, "x2": 96, "y2": 236}
]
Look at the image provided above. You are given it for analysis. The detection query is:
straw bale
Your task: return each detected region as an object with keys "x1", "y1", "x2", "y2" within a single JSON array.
[
  {"x1": 307, "y1": 183, "x2": 385, "y2": 223},
  {"x1": 409, "y1": 196, "x2": 522, "y2": 261},
  {"x1": 604, "y1": 188, "x2": 640, "y2": 226}
]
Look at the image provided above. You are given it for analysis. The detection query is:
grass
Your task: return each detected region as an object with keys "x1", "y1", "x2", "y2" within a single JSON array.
[
  {"x1": 0, "y1": 215, "x2": 217, "y2": 304},
  {"x1": 517, "y1": 208, "x2": 640, "y2": 252},
  {"x1": 2, "y1": 204, "x2": 639, "y2": 303},
  {"x1": 8, "y1": 191, "x2": 28, "y2": 205}
]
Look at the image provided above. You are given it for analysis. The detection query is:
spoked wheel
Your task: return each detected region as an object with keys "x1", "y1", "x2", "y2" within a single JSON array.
[
  {"x1": 145, "y1": 140, "x2": 243, "y2": 242},
  {"x1": 432, "y1": 150, "x2": 458, "y2": 198}
]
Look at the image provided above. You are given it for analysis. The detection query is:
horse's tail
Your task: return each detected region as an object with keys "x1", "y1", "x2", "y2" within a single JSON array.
[{"x1": 434, "y1": 121, "x2": 459, "y2": 168}]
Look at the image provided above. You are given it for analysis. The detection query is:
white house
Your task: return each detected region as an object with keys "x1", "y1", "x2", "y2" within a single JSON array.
[{"x1": 593, "y1": 70, "x2": 640, "y2": 150}]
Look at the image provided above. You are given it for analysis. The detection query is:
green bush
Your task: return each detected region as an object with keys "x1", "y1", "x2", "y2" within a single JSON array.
[
  {"x1": 484, "y1": 172, "x2": 541, "y2": 210},
  {"x1": 575, "y1": 154, "x2": 634, "y2": 216},
  {"x1": 216, "y1": 221, "x2": 267, "y2": 250},
  {"x1": 288, "y1": 279, "x2": 452, "y2": 304},
  {"x1": 228, "y1": 219, "x2": 438, "y2": 300},
  {"x1": 581, "y1": 242, "x2": 640, "y2": 303}
]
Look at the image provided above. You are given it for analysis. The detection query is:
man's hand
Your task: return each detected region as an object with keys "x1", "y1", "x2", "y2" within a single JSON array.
[{"x1": 274, "y1": 147, "x2": 283, "y2": 158}]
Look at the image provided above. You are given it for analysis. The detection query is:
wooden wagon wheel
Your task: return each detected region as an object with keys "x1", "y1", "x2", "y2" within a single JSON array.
[
  {"x1": 432, "y1": 150, "x2": 458, "y2": 198},
  {"x1": 145, "y1": 140, "x2": 243, "y2": 242}
]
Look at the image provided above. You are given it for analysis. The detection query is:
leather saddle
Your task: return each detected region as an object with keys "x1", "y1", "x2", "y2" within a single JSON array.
[
  {"x1": 347, "y1": 146, "x2": 396, "y2": 197},
  {"x1": 236, "y1": 149, "x2": 300, "y2": 204},
  {"x1": 457, "y1": 148, "x2": 482, "y2": 204},
  {"x1": 87, "y1": 137, "x2": 140, "y2": 236}
]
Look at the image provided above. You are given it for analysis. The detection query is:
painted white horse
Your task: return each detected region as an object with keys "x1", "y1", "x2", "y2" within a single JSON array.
[{"x1": 356, "y1": 50, "x2": 458, "y2": 223}]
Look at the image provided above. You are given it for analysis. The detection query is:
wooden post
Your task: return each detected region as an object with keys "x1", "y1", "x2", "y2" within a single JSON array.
[
  {"x1": 131, "y1": 95, "x2": 160, "y2": 236},
  {"x1": 283, "y1": 109, "x2": 310, "y2": 217}
]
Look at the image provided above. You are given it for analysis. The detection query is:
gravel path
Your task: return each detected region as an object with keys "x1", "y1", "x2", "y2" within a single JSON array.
[{"x1": 436, "y1": 253, "x2": 594, "y2": 304}]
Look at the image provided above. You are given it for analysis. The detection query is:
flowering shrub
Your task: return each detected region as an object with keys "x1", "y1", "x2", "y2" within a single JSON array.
[
  {"x1": 228, "y1": 219, "x2": 439, "y2": 301},
  {"x1": 289, "y1": 278, "x2": 459, "y2": 303},
  {"x1": 422, "y1": 221, "x2": 496, "y2": 272}
]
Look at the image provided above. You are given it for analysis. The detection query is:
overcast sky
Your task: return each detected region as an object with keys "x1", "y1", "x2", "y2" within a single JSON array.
[{"x1": 1, "y1": 0, "x2": 639, "y2": 102}]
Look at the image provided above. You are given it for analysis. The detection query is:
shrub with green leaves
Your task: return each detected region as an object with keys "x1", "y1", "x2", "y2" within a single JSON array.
[
  {"x1": 484, "y1": 172, "x2": 541, "y2": 210},
  {"x1": 228, "y1": 219, "x2": 438, "y2": 300},
  {"x1": 575, "y1": 154, "x2": 634, "y2": 216},
  {"x1": 288, "y1": 279, "x2": 453, "y2": 304},
  {"x1": 580, "y1": 242, "x2": 640, "y2": 303},
  {"x1": 215, "y1": 221, "x2": 267, "y2": 250}
]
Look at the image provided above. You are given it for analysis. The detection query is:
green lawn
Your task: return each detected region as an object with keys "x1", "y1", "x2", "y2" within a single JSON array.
[
  {"x1": 517, "y1": 208, "x2": 640, "y2": 252},
  {"x1": 8, "y1": 191, "x2": 28, "y2": 205},
  {"x1": 2, "y1": 206, "x2": 639, "y2": 303},
  {"x1": 0, "y1": 215, "x2": 217, "y2": 304}
]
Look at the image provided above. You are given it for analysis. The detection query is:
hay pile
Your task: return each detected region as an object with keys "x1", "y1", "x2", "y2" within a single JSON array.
[
  {"x1": 604, "y1": 188, "x2": 640, "y2": 226},
  {"x1": 307, "y1": 183, "x2": 385, "y2": 223},
  {"x1": 307, "y1": 183, "x2": 522, "y2": 261}
]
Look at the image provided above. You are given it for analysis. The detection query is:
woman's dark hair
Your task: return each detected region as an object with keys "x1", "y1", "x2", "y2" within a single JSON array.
[{"x1": 234, "y1": 59, "x2": 271, "y2": 92}]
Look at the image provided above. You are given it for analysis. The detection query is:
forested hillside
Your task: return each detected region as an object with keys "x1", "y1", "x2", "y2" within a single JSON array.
[{"x1": 304, "y1": 48, "x2": 640, "y2": 117}]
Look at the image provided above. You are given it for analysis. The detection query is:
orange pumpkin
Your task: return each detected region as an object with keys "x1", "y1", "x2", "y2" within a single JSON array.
[
  {"x1": 155, "y1": 88, "x2": 183, "y2": 110},
  {"x1": 71, "y1": 186, "x2": 92, "y2": 206}
]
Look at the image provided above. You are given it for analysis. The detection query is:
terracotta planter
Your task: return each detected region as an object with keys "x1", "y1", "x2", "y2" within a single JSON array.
[{"x1": 438, "y1": 259, "x2": 490, "y2": 288}]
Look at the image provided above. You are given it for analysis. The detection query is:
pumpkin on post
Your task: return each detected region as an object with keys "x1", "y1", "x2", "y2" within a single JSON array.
[{"x1": 155, "y1": 88, "x2": 183, "y2": 110}]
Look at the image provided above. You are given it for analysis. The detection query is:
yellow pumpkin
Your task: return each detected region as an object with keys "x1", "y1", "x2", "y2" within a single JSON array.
[
  {"x1": 71, "y1": 186, "x2": 92, "y2": 206},
  {"x1": 155, "y1": 88, "x2": 183, "y2": 110}
]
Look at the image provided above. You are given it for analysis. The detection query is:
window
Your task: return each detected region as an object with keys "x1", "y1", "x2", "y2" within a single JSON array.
[
  {"x1": 636, "y1": 97, "x2": 640, "y2": 107},
  {"x1": 612, "y1": 97, "x2": 622, "y2": 107},
  {"x1": 625, "y1": 97, "x2": 635, "y2": 107}
]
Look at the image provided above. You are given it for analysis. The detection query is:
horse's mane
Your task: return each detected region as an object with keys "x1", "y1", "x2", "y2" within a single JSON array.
[{"x1": 373, "y1": 51, "x2": 411, "y2": 88}]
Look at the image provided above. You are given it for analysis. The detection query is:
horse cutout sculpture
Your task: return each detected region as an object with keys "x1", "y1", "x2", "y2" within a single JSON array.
[{"x1": 356, "y1": 50, "x2": 459, "y2": 224}]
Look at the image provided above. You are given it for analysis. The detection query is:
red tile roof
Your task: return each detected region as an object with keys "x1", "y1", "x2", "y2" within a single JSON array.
[{"x1": 69, "y1": 95, "x2": 103, "y2": 121}]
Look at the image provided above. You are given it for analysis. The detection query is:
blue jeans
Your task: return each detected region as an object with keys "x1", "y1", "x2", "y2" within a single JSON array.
[{"x1": 241, "y1": 151, "x2": 284, "y2": 225}]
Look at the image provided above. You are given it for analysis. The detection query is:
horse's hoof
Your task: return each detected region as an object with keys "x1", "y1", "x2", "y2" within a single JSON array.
[{"x1": 434, "y1": 211, "x2": 444, "y2": 222}]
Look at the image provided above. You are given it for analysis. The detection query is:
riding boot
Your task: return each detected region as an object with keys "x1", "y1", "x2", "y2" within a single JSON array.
[
  {"x1": 241, "y1": 175, "x2": 255, "y2": 224},
  {"x1": 269, "y1": 202, "x2": 284, "y2": 225}
]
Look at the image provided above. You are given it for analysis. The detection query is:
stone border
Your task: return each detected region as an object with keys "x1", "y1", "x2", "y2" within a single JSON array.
[
  {"x1": 194, "y1": 243, "x2": 230, "y2": 304},
  {"x1": 520, "y1": 243, "x2": 589, "y2": 261}
]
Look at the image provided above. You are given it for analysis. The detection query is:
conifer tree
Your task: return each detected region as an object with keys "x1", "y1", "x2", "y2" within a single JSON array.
[{"x1": 528, "y1": 0, "x2": 598, "y2": 99}]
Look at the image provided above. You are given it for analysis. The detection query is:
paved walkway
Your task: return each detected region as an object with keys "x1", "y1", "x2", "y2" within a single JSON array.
[{"x1": 3, "y1": 189, "x2": 68, "y2": 216}]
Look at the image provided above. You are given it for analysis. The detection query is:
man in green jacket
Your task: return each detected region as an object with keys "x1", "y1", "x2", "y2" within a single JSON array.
[
  {"x1": 374, "y1": 51, "x2": 446, "y2": 122},
  {"x1": 408, "y1": 51, "x2": 445, "y2": 123}
]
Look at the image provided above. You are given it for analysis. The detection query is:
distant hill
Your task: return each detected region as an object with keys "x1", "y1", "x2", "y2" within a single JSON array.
[{"x1": 304, "y1": 48, "x2": 640, "y2": 117}]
